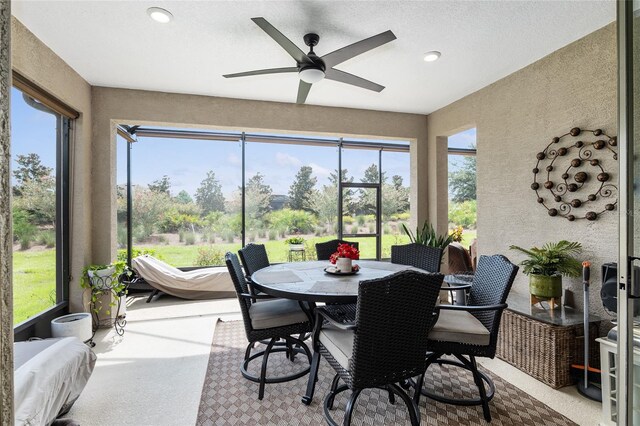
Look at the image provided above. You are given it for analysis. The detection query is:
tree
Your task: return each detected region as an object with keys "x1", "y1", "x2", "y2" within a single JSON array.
[
  {"x1": 449, "y1": 156, "x2": 476, "y2": 203},
  {"x1": 174, "y1": 190, "x2": 193, "y2": 204},
  {"x1": 288, "y1": 166, "x2": 317, "y2": 213},
  {"x1": 361, "y1": 163, "x2": 387, "y2": 184},
  {"x1": 148, "y1": 175, "x2": 171, "y2": 194},
  {"x1": 13, "y1": 175, "x2": 56, "y2": 226},
  {"x1": 13, "y1": 153, "x2": 52, "y2": 196},
  {"x1": 245, "y1": 173, "x2": 272, "y2": 223},
  {"x1": 328, "y1": 169, "x2": 355, "y2": 216},
  {"x1": 195, "y1": 171, "x2": 226, "y2": 214}
]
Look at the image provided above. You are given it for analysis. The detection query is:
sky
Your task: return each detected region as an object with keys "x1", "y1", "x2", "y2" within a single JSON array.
[
  {"x1": 117, "y1": 131, "x2": 411, "y2": 198},
  {"x1": 448, "y1": 127, "x2": 476, "y2": 174},
  {"x1": 11, "y1": 87, "x2": 58, "y2": 183}
]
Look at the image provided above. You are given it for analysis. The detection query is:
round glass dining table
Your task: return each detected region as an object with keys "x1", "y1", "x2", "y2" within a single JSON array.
[{"x1": 250, "y1": 260, "x2": 427, "y2": 304}]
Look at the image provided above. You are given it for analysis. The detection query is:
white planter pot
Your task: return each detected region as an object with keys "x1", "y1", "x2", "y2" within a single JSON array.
[
  {"x1": 51, "y1": 313, "x2": 92, "y2": 342},
  {"x1": 289, "y1": 243, "x2": 305, "y2": 251},
  {"x1": 336, "y1": 257, "x2": 353, "y2": 273},
  {"x1": 88, "y1": 267, "x2": 116, "y2": 290}
]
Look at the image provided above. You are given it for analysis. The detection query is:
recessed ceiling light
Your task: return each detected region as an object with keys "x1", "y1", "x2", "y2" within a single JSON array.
[
  {"x1": 147, "y1": 7, "x2": 173, "y2": 24},
  {"x1": 423, "y1": 51, "x2": 441, "y2": 62}
]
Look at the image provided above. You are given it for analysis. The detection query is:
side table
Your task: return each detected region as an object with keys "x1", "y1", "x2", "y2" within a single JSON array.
[{"x1": 496, "y1": 294, "x2": 601, "y2": 388}]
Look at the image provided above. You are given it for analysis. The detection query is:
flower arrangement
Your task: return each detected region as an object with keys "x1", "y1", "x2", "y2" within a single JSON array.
[{"x1": 329, "y1": 243, "x2": 360, "y2": 264}]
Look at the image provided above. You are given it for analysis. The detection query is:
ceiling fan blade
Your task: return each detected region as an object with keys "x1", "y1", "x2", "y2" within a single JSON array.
[
  {"x1": 297, "y1": 80, "x2": 312, "y2": 104},
  {"x1": 251, "y1": 17, "x2": 310, "y2": 64},
  {"x1": 324, "y1": 68, "x2": 385, "y2": 92},
  {"x1": 223, "y1": 67, "x2": 298, "y2": 78},
  {"x1": 322, "y1": 30, "x2": 396, "y2": 68}
]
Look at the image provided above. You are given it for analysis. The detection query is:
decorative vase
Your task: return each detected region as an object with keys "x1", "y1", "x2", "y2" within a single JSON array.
[
  {"x1": 336, "y1": 257, "x2": 353, "y2": 273},
  {"x1": 529, "y1": 274, "x2": 562, "y2": 299}
]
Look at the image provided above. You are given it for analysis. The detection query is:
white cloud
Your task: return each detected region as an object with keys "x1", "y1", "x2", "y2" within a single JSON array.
[
  {"x1": 309, "y1": 163, "x2": 331, "y2": 179},
  {"x1": 227, "y1": 153, "x2": 241, "y2": 166},
  {"x1": 275, "y1": 152, "x2": 302, "y2": 168}
]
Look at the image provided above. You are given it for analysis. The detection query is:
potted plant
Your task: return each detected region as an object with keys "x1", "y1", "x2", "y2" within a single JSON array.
[
  {"x1": 285, "y1": 236, "x2": 305, "y2": 251},
  {"x1": 401, "y1": 221, "x2": 454, "y2": 249},
  {"x1": 329, "y1": 243, "x2": 360, "y2": 273},
  {"x1": 509, "y1": 240, "x2": 582, "y2": 301},
  {"x1": 81, "y1": 261, "x2": 130, "y2": 321}
]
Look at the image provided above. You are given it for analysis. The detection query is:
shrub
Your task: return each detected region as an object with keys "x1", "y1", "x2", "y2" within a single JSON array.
[
  {"x1": 382, "y1": 224, "x2": 391, "y2": 235},
  {"x1": 342, "y1": 215, "x2": 354, "y2": 225},
  {"x1": 117, "y1": 247, "x2": 160, "y2": 263},
  {"x1": 357, "y1": 215, "x2": 366, "y2": 226},
  {"x1": 117, "y1": 226, "x2": 127, "y2": 248},
  {"x1": 314, "y1": 226, "x2": 325, "y2": 237},
  {"x1": 258, "y1": 229, "x2": 266, "y2": 239},
  {"x1": 13, "y1": 209, "x2": 36, "y2": 247},
  {"x1": 247, "y1": 232, "x2": 256, "y2": 243},
  {"x1": 268, "y1": 209, "x2": 317, "y2": 234},
  {"x1": 178, "y1": 229, "x2": 185, "y2": 243},
  {"x1": 37, "y1": 230, "x2": 56, "y2": 248},
  {"x1": 268, "y1": 229, "x2": 277, "y2": 240},
  {"x1": 448, "y1": 200, "x2": 477, "y2": 229},
  {"x1": 195, "y1": 246, "x2": 225, "y2": 266},
  {"x1": 368, "y1": 224, "x2": 375, "y2": 233},
  {"x1": 391, "y1": 212, "x2": 410, "y2": 221},
  {"x1": 224, "y1": 231, "x2": 235, "y2": 243},
  {"x1": 185, "y1": 232, "x2": 196, "y2": 245}
]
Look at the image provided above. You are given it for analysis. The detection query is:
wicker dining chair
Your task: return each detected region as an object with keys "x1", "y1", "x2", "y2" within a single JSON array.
[
  {"x1": 238, "y1": 243, "x2": 270, "y2": 279},
  {"x1": 225, "y1": 252, "x2": 312, "y2": 400},
  {"x1": 315, "y1": 239, "x2": 359, "y2": 261},
  {"x1": 304, "y1": 270, "x2": 444, "y2": 426},
  {"x1": 390, "y1": 243, "x2": 444, "y2": 272},
  {"x1": 418, "y1": 254, "x2": 518, "y2": 422}
]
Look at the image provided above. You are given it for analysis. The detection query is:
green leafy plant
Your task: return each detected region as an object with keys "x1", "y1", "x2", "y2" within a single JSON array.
[
  {"x1": 509, "y1": 240, "x2": 582, "y2": 277},
  {"x1": 81, "y1": 261, "x2": 130, "y2": 316},
  {"x1": 285, "y1": 236, "x2": 305, "y2": 245},
  {"x1": 401, "y1": 221, "x2": 454, "y2": 249}
]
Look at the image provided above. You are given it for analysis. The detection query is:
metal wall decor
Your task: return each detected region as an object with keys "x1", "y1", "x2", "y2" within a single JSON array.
[{"x1": 531, "y1": 127, "x2": 617, "y2": 221}]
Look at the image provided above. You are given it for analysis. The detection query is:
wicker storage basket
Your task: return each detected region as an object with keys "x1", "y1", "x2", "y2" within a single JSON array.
[{"x1": 496, "y1": 309, "x2": 600, "y2": 388}]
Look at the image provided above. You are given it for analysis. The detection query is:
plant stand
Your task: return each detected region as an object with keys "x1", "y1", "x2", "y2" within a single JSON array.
[
  {"x1": 288, "y1": 247, "x2": 306, "y2": 262},
  {"x1": 88, "y1": 275, "x2": 127, "y2": 337},
  {"x1": 530, "y1": 294, "x2": 561, "y2": 309}
]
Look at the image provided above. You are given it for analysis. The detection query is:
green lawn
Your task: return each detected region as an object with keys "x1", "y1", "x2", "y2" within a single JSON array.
[
  {"x1": 138, "y1": 234, "x2": 413, "y2": 267},
  {"x1": 13, "y1": 249, "x2": 56, "y2": 324}
]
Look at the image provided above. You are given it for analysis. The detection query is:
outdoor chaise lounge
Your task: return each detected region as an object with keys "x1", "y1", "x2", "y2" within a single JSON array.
[
  {"x1": 131, "y1": 255, "x2": 235, "y2": 301},
  {"x1": 14, "y1": 337, "x2": 96, "y2": 426}
]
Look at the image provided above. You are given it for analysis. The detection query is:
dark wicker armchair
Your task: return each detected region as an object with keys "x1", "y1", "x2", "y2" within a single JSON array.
[
  {"x1": 304, "y1": 270, "x2": 443, "y2": 425},
  {"x1": 418, "y1": 254, "x2": 518, "y2": 422},
  {"x1": 225, "y1": 252, "x2": 312, "y2": 400},
  {"x1": 238, "y1": 243, "x2": 270, "y2": 279},
  {"x1": 391, "y1": 243, "x2": 444, "y2": 272},
  {"x1": 315, "y1": 239, "x2": 359, "y2": 261}
]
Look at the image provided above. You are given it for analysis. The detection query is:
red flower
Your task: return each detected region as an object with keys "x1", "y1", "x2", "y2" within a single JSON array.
[{"x1": 329, "y1": 243, "x2": 360, "y2": 263}]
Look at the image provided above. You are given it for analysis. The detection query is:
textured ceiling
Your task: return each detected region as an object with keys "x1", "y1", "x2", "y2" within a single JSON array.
[{"x1": 12, "y1": 1, "x2": 615, "y2": 114}]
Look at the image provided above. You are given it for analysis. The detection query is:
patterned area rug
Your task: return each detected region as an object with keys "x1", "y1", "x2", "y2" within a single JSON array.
[{"x1": 197, "y1": 321, "x2": 577, "y2": 425}]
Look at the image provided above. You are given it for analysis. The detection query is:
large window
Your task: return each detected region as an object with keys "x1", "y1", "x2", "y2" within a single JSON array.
[
  {"x1": 11, "y1": 86, "x2": 70, "y2": 325},
  {"x1": 448, "y1": 128, "x2": 477, "y2": 248},
  {"x1": 117, "y1": 127, "x2": 411, "y2": 265}
]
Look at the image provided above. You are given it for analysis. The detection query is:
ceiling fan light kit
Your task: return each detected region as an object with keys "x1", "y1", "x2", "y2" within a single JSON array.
[{"x1": 223, "y1": 17, "x2": 396, "y2": 104}]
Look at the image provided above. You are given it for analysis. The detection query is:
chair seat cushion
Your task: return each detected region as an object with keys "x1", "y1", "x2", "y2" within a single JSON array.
[
  {"x1": 249, "y1": 298, "x2": 308, "y2": 330},
  {"x1": 319, "y1": 328, "x2": 354, "y2": 370},
  {"x1": 428, "y1": 309, "x2": 490, "y2": 346}
]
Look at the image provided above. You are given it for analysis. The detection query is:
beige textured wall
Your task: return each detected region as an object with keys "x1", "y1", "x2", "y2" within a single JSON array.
[
  {"x1": 427, "y1": 24, "x2": 617, "y2": 318},
  {"x1": 90, "y1": 87, "x2": 429, "y2": 263},
  {"x1": 11, "y1": 18, "x2": 92, "y2": 312}
]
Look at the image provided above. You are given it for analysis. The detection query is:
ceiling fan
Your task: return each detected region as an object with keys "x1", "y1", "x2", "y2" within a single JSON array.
[{"x1": 223, "y1": 17, "x2": 396, "y2": 104}]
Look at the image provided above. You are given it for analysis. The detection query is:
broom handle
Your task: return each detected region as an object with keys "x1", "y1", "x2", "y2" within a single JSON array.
[{"x1": 583, "y1": 261, "x2": 591, "y2": 387}]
